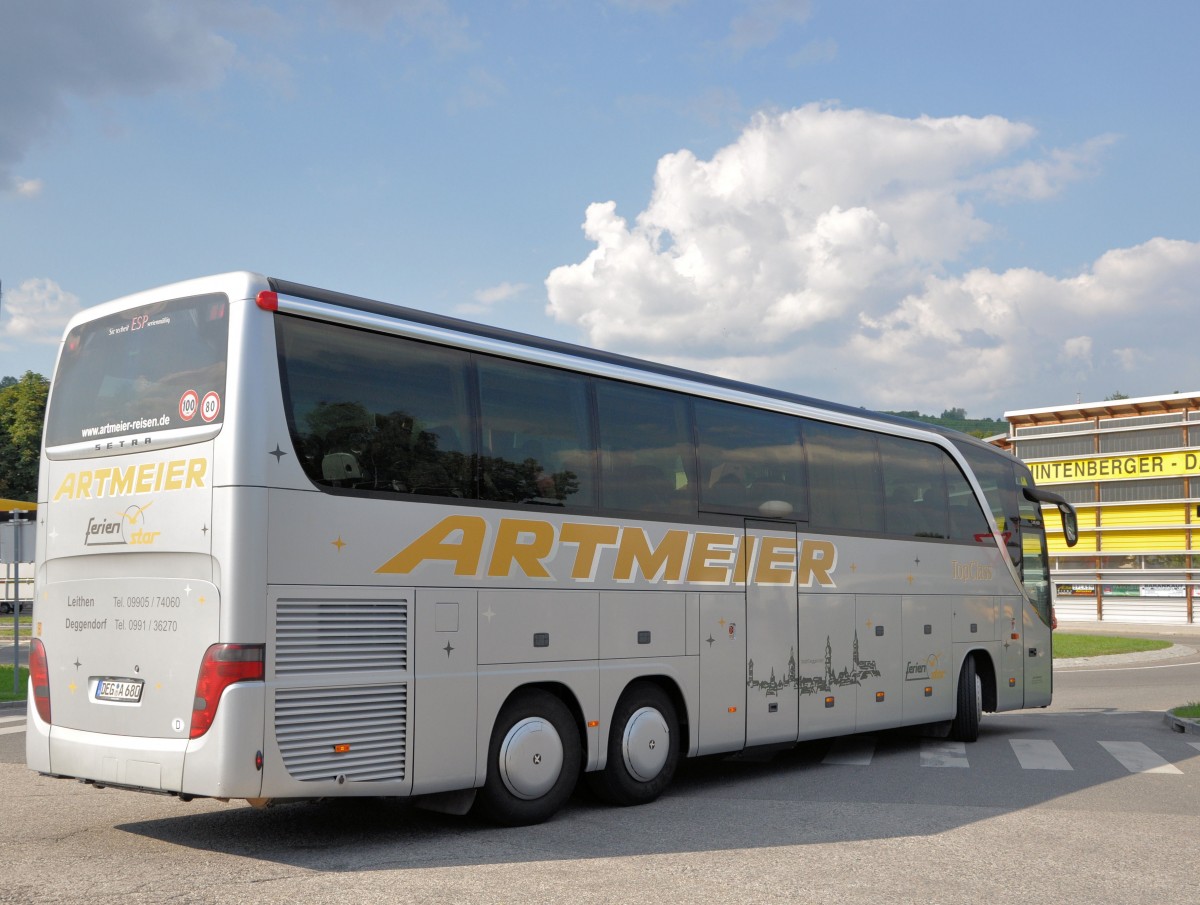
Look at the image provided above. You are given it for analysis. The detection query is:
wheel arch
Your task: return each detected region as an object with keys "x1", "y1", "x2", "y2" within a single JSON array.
[
  {"x1": 621, "y1": 675, "x2": 689, "y2": 744},
  {"x1": 963, "y1": 648, "x2": 998, "y2": 713},
  {"x1": 597, "y1": 673, "x2": 690, "y2": 766},
  {"x1": 495, "y1": 681, "x2": 588, "y2": 767}
]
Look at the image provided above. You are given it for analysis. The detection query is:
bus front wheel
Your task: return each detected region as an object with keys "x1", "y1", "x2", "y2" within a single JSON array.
[
  {"x1": 588, "y1": 681, "x2": 679, "y2": 806},
  {"x1": 475, "y1": 689, "x2": 581, "y2": 826},
  {"x1": 950, "y1": 654, "x2": 982, "y2": 742}
]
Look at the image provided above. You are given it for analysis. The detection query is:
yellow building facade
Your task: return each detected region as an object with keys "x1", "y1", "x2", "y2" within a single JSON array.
[{"x1": 1003, "y1": 392, "x2": 1200, "y2": 625}]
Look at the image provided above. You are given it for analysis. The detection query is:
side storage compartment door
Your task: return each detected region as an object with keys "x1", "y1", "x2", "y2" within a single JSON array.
[
  {"x1": 697, "y1": 592, "x2": 746, "y2": 755},
  {"x1": 411, "y1": 588, "x2": 478, "y2": 795},
  {"x1": 854, "y1": 594, "x2": 902, "y2": 730},
  {"x1": 796, "y1": 592, "x2": 857, "y2": 741},
  {"x1": 744, "y1": 520, "x2": 800, "y2": 747},
  {"x1": 901, "y1": 595, "x2": 954, "y2": 723}
]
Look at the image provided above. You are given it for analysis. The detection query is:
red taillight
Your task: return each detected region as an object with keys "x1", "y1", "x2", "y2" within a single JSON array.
[
  {"x1": 255, "y1": 290, "x2": 279, "y2": 311},
  {"x1": 29, "y1": 639, "x2": 51, "y2": 725},
  {"x1": 189, "y1": 643, "x2": 264, "y2": 739}
]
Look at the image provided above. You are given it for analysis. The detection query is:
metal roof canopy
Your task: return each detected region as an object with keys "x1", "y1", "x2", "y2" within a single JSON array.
[{"x1": 1004, "y1": 390, "x2": 1200, "y2": 428}]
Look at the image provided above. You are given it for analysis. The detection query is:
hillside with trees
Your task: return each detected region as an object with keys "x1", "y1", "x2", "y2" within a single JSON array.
[
  {"x1": 879, "y1": 407, "x2": 1007, "y2": 440},
  {"x1": 0, "y1": 372, "x2": 49, "y2": 502}
]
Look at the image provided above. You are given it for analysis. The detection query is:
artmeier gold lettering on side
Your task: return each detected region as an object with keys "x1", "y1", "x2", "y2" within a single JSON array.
[
  {"x1": 1029, "y1": 451, "x2": 1200, "y2": 485},
  {"x1": 377, "y1": 515, "x2": 844, "y2": 587}
]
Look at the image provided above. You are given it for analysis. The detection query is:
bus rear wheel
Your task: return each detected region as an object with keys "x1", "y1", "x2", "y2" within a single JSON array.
[
  {"x1": 475, "y1": 689, "x2": 581, "y2": 826},
  {"x1": 588, "y1": 681, "x2": 679, "y2": 806},
  {"x1": 950, "y1": 654, "x2": 982, "y2": 742}
]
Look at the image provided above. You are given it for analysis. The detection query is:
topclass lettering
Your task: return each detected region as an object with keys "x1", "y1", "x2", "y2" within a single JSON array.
[{"x1": 377, "y1": 515, "x2": 839, "y2": 587}]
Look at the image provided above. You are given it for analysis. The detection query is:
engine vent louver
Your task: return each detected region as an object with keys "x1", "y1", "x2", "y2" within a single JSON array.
[
  {"x1": 272, "y1": 596, "x2": 409, "y2": 782},
  {"x1": 275, "y1": 684, "x2": 407, "y2": 782},
  {"x1": 275, "y1": 598, "x2": 408, "y2": 674}
]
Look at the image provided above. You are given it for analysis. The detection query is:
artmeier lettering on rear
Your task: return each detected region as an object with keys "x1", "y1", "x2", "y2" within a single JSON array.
[{"x1": 52, "y1": 458, "x2": 208, "y2": 501}]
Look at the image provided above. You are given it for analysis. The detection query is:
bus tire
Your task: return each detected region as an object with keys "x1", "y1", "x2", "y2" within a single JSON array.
[
  {"x1": 475, "y1": 689, "x2": 581, "y2": 826},
  {"x1": 950, "y1": 654, "x2": 982, "y2": 742},
  {"x1": 588, "y1": 681, "x2": 679, "y2": 807}
]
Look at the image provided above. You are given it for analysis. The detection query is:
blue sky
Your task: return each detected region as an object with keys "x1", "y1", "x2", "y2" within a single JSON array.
[{"x1": 2, "y1": 1, "x2": 1198, "y2": 417}]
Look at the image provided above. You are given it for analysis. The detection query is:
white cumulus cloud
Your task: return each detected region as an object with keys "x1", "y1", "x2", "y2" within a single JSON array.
[
  {"x1": 546, "y1": 104, "x2": 1194, "y2": 414},
  {"x1": 0, "y1": 278, "x2": 83, "y2": 347}
]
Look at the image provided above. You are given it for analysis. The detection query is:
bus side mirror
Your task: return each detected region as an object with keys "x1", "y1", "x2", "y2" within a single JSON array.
[
  {"x1": 1058, "y1": 504, "x2": 1078, "y2": 548},
  {"x1": 1022, "y1": 485, "x2": 1078, "y2": 549}
]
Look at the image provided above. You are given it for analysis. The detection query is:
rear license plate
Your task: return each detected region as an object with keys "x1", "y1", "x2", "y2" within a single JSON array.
[{"x1": 94, "y1": 678, "x2": 144, "y2": 703}]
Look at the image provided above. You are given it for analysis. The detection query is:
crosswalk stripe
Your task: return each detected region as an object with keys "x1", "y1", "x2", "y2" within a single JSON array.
[
  {"x1": 823, "y1": 736, "x2": 875, "y2": 765},
  {"x1": 0, "y1": 714, "x2": 27, "y2": 726},
  {"x1": 920, "y1": 739, "x2": 968, "y2": 767},
  {"x1": 1188, "y1": 743, "x2": 1200, "y2": 755},
  {"x1": 0, "y1": 724, "x2": 25, "y2": 736},
  {"x1": 1010, "y1": 739, "x2": 1073, "y2": 770},
  {"x1": 1099, "y1": 741, "x2": 1182, "y2": 774}
]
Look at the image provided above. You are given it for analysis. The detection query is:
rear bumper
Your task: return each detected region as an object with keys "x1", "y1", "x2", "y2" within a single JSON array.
[{"x1": 27, "y1": 683, "x2": 265, "y2": 800}]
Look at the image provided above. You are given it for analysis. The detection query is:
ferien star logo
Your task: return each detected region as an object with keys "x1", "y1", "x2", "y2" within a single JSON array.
[{"x1": 83, "y1": 502, "x2": 160, "y2": 547}]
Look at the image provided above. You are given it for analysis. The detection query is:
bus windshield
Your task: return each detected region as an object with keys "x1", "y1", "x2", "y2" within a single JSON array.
[{"x1": 44, "y1": 293, "x2": 229, "y2": 450}]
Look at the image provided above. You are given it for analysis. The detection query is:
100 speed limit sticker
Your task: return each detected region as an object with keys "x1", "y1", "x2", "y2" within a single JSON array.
[{"x1": 178, "y1": 389, "x2": 221, "y2": 423}]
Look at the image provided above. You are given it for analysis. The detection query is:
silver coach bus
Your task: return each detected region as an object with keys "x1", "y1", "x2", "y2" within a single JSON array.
[{"x1": 27, "y1": 272, "x2": 1077, "y2": 825}]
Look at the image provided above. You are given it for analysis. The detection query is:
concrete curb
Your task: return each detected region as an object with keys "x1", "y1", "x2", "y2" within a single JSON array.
[{"x1": 1164, "y1": 711, "x2": 1200, "y2": 734}]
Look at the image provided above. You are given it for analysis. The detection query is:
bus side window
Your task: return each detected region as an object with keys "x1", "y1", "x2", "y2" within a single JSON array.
[
  {"x1": 805, "y1": 421, "x2": 884, "y2": 534},
  {"x1": 477, "y1": 357, "x2": 596, "y2": 508},
  {"x1": 278, "y1": 317, "x2": 475, "y2": 497},
  {"x1": 696, "y1": 399, "x2": 807, "y2": 520},
  {"x1": 878, "y1": 435, "x2": 948, "y2": 538},
  {"x1": 595, "y1": 381, "x2": 696, "y2": 517},
  {"x1": 944, "y1": 464, "x2": 992, "y2": 542},
  {"x1": 951, "y1": 441, "x2": 1022, "y2": 562}
]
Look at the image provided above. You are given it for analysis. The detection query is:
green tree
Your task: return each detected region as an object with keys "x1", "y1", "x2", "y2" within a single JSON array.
[{"x1": 0, "y1": 371, "x2": 50, "y2": 501}]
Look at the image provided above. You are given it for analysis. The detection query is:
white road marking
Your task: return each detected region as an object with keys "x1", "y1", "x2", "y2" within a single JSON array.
[
  {"x1": 1010, "y1": 738, "x2": 1073, "y2": 770},
  {"x1": 920, "y1": 739, "x2": 968, "y2": 767},
  {"x1": 1099, "y1": 741, "x2": 1182, "y2": 774}
]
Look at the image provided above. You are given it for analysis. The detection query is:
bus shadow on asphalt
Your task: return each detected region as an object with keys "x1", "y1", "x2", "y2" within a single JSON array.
[{"x1": 113, "y1": 710, "x2": 1200, "y2": 871}]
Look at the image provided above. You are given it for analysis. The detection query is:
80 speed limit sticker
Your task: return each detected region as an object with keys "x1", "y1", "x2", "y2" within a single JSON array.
[{"x1": 200, "y1": 391, "x2": 221, "y2": 423}]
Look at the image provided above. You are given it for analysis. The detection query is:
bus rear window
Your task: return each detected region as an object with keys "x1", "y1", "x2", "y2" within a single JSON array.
[{"x1": 45, "y1": 293, "x2": 229, "y2": 450}]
